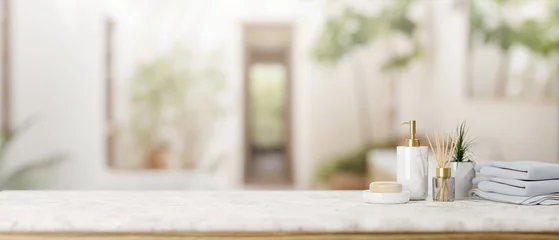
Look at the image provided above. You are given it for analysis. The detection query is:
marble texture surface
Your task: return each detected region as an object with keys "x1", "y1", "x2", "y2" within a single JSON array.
[{"x1": 0, "y1": 191, "x2": 558, "y2": 232}]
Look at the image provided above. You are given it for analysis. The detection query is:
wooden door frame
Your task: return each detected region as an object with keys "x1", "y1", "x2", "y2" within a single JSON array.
[
  {"x1": 242, "y1": 23, "x2": 293, "y2": 185},
  {"x1": 104, "y1": 18, "x2": 116, "y2": 167},
  {"x1": 1, "y1": 0, "x2": 12, "y2": 134}
]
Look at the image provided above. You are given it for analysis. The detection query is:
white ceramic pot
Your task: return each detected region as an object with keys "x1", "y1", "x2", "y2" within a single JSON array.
[{"x1": 450, "y1": 161, "x2": 476, "y2": 199}]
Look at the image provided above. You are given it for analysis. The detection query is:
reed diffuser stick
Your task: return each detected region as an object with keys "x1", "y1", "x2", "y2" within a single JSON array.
[
  {"x1": 437, "y1": 133, "x2": 442, "y2": 167},
  {"x1": 444, "y1": 133, "x2": 447, "y2": 200},
  {"x1": 445, "y1": 132, "x2": 449, "y2": 201},
  {"x1": 426, "y1": 131, "x2": 459, "y2": 202},
  {"x1": 445, "y1": 134, "x2": 451, "y2": 167},
  {"x1": 443, "y1": 134, "x2": 449, "y2": 167},
  {"x1": 426, "y1": 133, "x2": 436, "y2": 156}
]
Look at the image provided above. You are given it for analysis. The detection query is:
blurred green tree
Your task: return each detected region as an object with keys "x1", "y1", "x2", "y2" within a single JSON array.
[
  {"x1": 310, "y1": 0, "x2": 422, "y2": 188},
  {"x1": 311, "y1": 0, "x2": 423, "y2": 144},
  {"x1": 130, "y1": 48, "x2": 224, "y2": 169},
  {"x1": 470, "y1": 0, "x2": 559, "y2": 98}
]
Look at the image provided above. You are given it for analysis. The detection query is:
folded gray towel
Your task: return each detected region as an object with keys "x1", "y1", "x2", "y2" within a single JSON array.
[
  {"x1": 473, "y1": 177, "x2": 559, "y2": 196},
  {"x1": 475, "y1": 161, "x2": 559, "y2": 180},
  {"x1": 470, "y1": 189, "x2": 559, "y2": 205}
]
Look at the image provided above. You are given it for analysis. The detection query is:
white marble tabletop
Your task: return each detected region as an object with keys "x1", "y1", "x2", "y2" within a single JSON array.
[{"x1": 0, "y1": 191, "x2": 558, "y2": 233}]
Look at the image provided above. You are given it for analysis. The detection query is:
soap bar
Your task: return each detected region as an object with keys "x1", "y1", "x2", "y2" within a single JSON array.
[{"x1": 369, "y1": 181, "x2": 402, "y2": 193}]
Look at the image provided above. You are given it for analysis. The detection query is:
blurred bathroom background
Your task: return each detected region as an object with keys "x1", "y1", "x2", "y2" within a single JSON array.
[{"x1": 0, "y1": 0, "x2": 557, "y2": 190}]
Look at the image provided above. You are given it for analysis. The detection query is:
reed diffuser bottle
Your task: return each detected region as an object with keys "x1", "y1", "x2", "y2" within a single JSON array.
[
  {"x1": 426, "y1": 132, "x2": 458, "y2": 202},
  {"x1": 433, "y1": 168, "x2": 455, "y2": 202}
]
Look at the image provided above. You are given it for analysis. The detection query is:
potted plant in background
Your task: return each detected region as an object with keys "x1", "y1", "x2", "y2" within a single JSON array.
[
  {"x1": 130, "y1": 48, "x2": 224, "y2": 169},
  {"x1": 315, "y1": 142, "x2": 395, "y2": 190},
  {"x1": 451, "y1": 121, "x2": 476, "y2": 199},
  {"x1": 315, "y1": 146, "x2": 369, "y2": 190},
  {"x1": 0, "y1": 119, "x2": 67, "y2": 189}
]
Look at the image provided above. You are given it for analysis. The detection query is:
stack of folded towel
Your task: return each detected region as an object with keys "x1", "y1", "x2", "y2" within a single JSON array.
[{"x1": 471, "y1": 161, "x2": 559, "y2": 205}]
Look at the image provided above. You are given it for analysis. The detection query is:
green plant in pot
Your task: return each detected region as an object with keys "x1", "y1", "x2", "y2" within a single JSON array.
[
  {"x1": 450, "y1": 121, "x2": 476, "y2": 199},
  {"x1": 0, "y1": 119, "x2": 67, "y2": 189},
  {"x1": 315, "y1": 142, "x2": 396, "y2": 190},
  {"x1": 130, "y1": 47, "x2": 224, "y2": 169}
]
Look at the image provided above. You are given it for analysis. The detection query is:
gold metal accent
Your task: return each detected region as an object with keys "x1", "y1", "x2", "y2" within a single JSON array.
[
  {"x1": 401, "y1": 120, "x2": 420, "y2": 147},
  {"x1": 436, "y1": 168, "x2": 451, "y2": 178}
]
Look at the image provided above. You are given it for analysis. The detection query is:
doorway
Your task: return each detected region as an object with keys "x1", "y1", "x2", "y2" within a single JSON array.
[{"x1": 243, "y1": 24, "x2": 293, "y2": 186}]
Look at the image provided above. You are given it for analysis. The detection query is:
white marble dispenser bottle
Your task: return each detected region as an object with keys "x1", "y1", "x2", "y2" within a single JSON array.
[{"x1": 397, "y1": 120, "x2": 429, "y2": 200}]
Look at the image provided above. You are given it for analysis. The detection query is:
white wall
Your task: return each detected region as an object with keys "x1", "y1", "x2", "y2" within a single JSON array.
[
  {"x1": 0, "y1": 2, "x2": 3, "y2": 125},
  {"x1": 294, "y1": 0, "x2": 558, "y2": 189},
  {"x1": 5, "y1": 0, "x2": 105, "y2": 188},
  {"x1": 294, "y1": 1, "x2": 363, "y2": 189},
  {"x1": 425, "y1": 1, "x2": 558, "y2": 163},
  {"x1": 3, "y1": 0, "x2": 556, "y2": 190},
  {"x1": 105, "y1": 0, "x2": 298, "y2": 188},
  {"x1": 3, "y1": 0, "x2": 301, "y2": 189},
  {"x1": 293, "y1": 0, "x2": 434, "y2": 189}
]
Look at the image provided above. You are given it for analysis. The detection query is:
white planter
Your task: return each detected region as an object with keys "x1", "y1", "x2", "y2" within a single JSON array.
[{"x1": 450, "y1": 161, "x2": 476, "y2": 199}]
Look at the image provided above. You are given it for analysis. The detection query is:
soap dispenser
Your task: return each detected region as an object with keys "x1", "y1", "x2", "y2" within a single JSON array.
[{"x1": 397, "y1": 120, "x2": 429, "y2": 200}]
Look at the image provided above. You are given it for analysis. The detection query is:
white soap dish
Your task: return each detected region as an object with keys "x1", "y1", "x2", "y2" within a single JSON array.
[
  {"x1": 363, "y1": 181, "x2": 410, "y2": 204},
  {"x1": 362, "y1": 190, "x2": 410, "y2": 204}
]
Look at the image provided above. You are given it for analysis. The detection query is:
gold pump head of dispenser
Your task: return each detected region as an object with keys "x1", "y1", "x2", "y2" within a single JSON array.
[{"x1": 401, "y1": 120, "x2": 420, "y2": 147}]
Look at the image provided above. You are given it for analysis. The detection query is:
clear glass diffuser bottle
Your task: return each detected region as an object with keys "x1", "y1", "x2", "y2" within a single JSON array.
[{"x1": 433, "y1": 168, "x2": 455, "y2": 202}]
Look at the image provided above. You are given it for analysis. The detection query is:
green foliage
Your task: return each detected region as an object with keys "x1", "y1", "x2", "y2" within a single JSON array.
[
  {"x1": 250, "y1": 64, "x2": 286, "y2": 148},
  {"x1": 130, "y1": 50, "x2": 190, "y2": 149},
  {"x1": 487, "y1": 23, "x2": 516, "y2": 51},
  {"x1": 311, "y1": 8, "x2": 377, "y2": 63},
  {"x1": 453, "y1": 121, "x2": 474, "y2": 162},
  {"x1": 130, "y1": 47, "x2": 224, "y2": 162},
  {"x1": 382, "y1": 43, "x2": 421, "y2": 70},
  {"x1": 311, "y1": 0, "x2": 421, "y2": 70},
  {"x1": 315, "y1": 142, "x2": 396, "y2": 184},
  {"x1": 471, "y1": 0, "x2": 559, "y2": 55},
  {"x1": 383, "y1": 0, "x2": 416, "y2": 37},
  {"x1": 0, "y1": 131, "x2": 10, "y2": 163},
  {"x1": 0, "y1": 118, "x2": 35, "y2": 165},
  {"x1": 0, "y1": 119, "x2": 68, "y2": 188},
  {"x1": 516, "y1": 20, "x2": 559, "y2": 56},
  {"x1": 0, "y1": 154, "x2": 67, "y2": 189}
]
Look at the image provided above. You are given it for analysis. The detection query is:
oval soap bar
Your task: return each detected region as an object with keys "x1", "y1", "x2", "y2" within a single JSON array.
[{"x1": 369, "y1": 181, "x2": 402, "y2": 193}]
